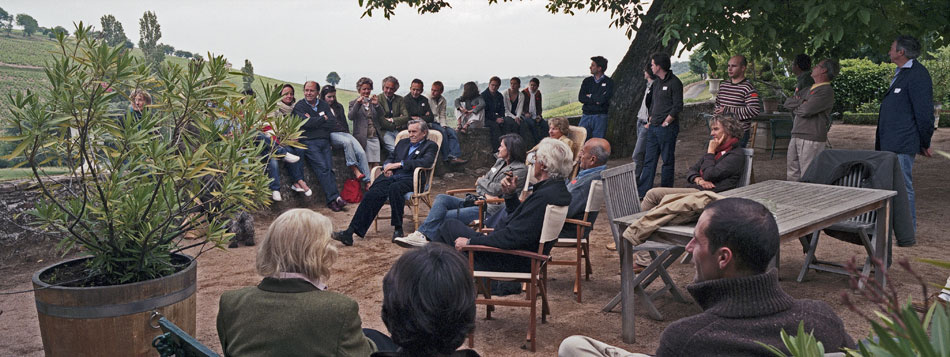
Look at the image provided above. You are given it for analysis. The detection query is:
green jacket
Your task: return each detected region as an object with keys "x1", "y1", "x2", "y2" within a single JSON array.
[
  {"x1": 217, "y1": 278, "x2": 376, "y2": 357},
  {"x1": 375, "y1": 93, "x2": 410, "y2": 131}
]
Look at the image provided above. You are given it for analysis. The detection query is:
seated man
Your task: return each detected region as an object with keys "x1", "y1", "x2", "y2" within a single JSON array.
[
  {"x1": 559, "y1": 198, "x2": 855, "y2": 356},
  {"x1": 375, "y1": 76, "x2": 410, "y2": 154},
  {"x1": 431, "y1": 138, "x2": 573, "y2": 273},
  {"x1": 372, "y1": 244, "x2": 479, "y2": 357},
  {"x1": 333, "y1": 120, "x2": 438, "y2": 246},
  {"x1": 290, "y1": 80, "x2": 347, "y2": 211},
  {"x1": 427, "y1": 80, "x2": 466, "y2": 165},
  {"x1": 560, "y1": 138, "x2": 610, "y2": 238}
]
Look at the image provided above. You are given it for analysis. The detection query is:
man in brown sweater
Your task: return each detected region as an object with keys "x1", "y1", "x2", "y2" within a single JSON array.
[
  {"x1": 784, "y1": 59, "x2": 838, "y2": 181},
  {"x1": 558, "y1": 198, "x2": 854, "y2": 356}
]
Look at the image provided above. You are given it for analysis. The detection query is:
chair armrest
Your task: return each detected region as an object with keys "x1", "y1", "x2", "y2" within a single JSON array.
[
  {"x1": 476, "y1": 197, "x2": 505, "y2": 206},
  {"x1": 412, "y1": 166, "x2": 434, "y2": 194},
  {"x1": 564, "y1": 218, "x2": 592, "y2": 227},
  {"x1": 461, "y1": 244, "x2": 551, "y2": 262},
  {"x1": 446, "y1": 188, "x2": 476, "y2": 196},
  {"x1": 370, "y1": 166, "x2": 383, "y2": 185},
  {"x1": 478, "y1": 228, "x2": 495, "y2": 233}
]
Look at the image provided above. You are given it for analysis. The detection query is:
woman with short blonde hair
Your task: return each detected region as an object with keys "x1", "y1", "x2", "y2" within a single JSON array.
[{"x1": 218, "y1": 209, "x2": 377, "y2": 356}]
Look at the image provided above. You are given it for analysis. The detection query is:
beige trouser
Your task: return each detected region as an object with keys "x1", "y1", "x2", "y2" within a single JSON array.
[
  {"x1": 558, "y1": 335, "x2": 649, "y2": 357},
  {"x1": 635, "y1": 187, "x2": 699, "y2": 266},
  {"x1": 786, "y1": 137, "x2": 826, "y2": 182}
]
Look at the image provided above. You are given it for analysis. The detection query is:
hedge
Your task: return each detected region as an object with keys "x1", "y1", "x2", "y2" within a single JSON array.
[{"x1": 842, "y1": 112, "x2": 950, "y2": 127}]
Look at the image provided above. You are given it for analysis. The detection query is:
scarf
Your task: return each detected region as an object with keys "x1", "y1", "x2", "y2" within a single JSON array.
[
  {"x1": 714, "y1": 137, "x2": 739, "y2": 160},
  {"x1": 527, "y1": 89, "x2": 538, "y2": 116}
]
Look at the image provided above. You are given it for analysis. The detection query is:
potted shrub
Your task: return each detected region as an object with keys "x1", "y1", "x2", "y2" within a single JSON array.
[{"x1": 2, "y1": 24, "x2": 301, "y2": 355}]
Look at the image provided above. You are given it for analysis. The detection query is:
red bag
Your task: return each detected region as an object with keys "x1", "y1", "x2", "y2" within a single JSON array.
[{"x1": 341, "y1": 178, "x2": 363, "y2": 203}]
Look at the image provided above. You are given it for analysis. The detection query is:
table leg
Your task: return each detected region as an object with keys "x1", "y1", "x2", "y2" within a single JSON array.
[
  {"x1": 620, "y1": 238, "x2": 636, "y2": 344},
  {"x1": 873, "y1": 198, "x2": 892, "y2": 288}
]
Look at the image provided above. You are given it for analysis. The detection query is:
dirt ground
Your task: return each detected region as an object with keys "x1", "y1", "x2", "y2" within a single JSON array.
[{"x1": 1, "y1": 123, "x2": 949, "y2": 356}]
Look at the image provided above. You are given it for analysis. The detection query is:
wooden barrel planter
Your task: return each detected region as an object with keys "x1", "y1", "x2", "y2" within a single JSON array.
[{"x1": 32, "y1": 254, "x2": 197, "y2": 356}]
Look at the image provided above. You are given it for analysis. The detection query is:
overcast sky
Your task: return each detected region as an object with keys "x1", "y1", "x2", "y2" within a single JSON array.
[{"x1": 4, "y1": 0, "x2": 687, "y2": 90}]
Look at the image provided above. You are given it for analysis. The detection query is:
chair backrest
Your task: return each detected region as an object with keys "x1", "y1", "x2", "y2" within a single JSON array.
[
  {"x1": 539, "y1": 204, "x2": 570, "y2": 244},
  {"x1": 567, "y1": 125, "x2": 587, "y2": 178},
  {"x1": 585, "y1": 180, "x2": 605, "y2": 213},
  {"x1": 770, "y1": 118, "x2": 793, "y2": 139},
  {"x1": 152, "y1": 316, "x2": 219, "y2": 357},
  {"x1": 832, "y1": 164, "x2": 876, "y2": 225},
  {"x1": 600, "y1": 162, "x2": 641, "y2": 246},
  {"x1": 738, "y1": 148, "x2": 754, "y2": 187},
  {"x1": 395, "y1": 128, "x2": 443, "y2": 192}
]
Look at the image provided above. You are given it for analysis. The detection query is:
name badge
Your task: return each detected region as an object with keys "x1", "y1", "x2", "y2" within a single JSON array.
[
  {"x1": 318, "y1": 111, "x2": 325, "y2": 116},
  {"x1": 414, "y1": 150, "x2": 420, "y2": 155},
  {"x1": 894, "y1": 88, "x2": 902, "y2": 93},
  {"x1": 601, "y1": 83, "x2": 607, "y2": 87},
  {"x1": 422, "y1": 103, "x2": 426, "y2": 106},
  {"x1": 663, "y1": 86, "x2": 668, "y2": 91},
  {"x1": 490, "y1": 167, "x2": 498, "y2": 173}
]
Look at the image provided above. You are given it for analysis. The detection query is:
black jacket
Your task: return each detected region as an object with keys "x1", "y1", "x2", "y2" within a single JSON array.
[
  {"x1": 328, "y1": 101, "x2": 349, "y2": 133},
  {"x1": 403, "y1": 94, "x2": 434, "y2": 124},
  {"x1": 875, "y1": 60, "x2": 935, "y2": 155},
  {"x1": 685, "y1": 145, "x2": 745, "y2": 192},
  {"x1": 578, "y1": 75, "x2": 614, "y2": 114},
  {"x1": 481, "y1": 89, "x2": 505, "y2": 122},
  {"x1": 470, "y1": 179, "x2": 571, "y2": 272},
  {"x1": 646, "y1": 72, "x2": 684, "y2": 125},
  {"x1": 293, "y1": 99, "x2": 337, "y2": 140},
  {"x1": 383, "y1": 137, "x2": 438, "y2": 185}
]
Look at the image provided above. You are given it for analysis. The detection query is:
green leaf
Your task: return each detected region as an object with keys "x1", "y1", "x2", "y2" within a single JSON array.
[{"x1": 857, "y1": 9, "x2": 870, "y2": 24}]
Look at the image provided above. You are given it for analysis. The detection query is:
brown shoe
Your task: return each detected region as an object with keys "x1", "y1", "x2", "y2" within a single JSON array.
[
  {"x1": 449, "y1": 157, "x2": 468, "y2": 165},
  {"x1": 606, "y1": 242, "x2": 617, "y2": 251}
]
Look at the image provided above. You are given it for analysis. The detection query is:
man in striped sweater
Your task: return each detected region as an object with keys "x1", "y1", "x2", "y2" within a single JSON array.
[{"x1": 714, "y1": 55, "x2": 761, "y2": 147}]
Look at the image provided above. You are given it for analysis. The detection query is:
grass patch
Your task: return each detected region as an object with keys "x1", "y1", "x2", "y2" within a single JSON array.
[
  {"x1": 685, "y1": 86, "x2": 712, "y2": 103},
  {"x1": 0, "y1": 167, "x2": 69, "y2": 181},
  {"x1": 545, "y1": 102, "x2": 582, "y2": 118}
]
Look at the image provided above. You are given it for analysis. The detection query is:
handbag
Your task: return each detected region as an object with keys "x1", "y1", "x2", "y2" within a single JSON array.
[
  {"x1": 461, "y1": 193, "x2": 485, "y2": 208},
  {"x1": 341, "y1": 178, "x2": 363, "y2": 203}
]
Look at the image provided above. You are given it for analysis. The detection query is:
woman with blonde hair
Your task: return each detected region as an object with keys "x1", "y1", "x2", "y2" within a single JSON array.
[{"x1": 217, "y1": 209, "x2": 378, "y2": 356}]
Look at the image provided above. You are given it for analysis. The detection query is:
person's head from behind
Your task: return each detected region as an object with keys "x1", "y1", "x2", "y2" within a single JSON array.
[
  {"x1": 498, "y1": 133, "x2": 527, "y2": 164},
  {"x1": 793, "y1": 54, "x2": 812, "y2": 75},
  {"x1": 710, "y1": 113, "x2": 743, "y2": 142},
  {"x1": 578, "y1": 138, "x2": 610, "y2": 170},
  {"x1": 533, "y1": 138, "x2": 574, "y2": 181},
  {"x1": 643, "y1": 64, "x2": 656, "y2": 82},
  {"x1": 461, "y1": 81, "x2": 479, "y2": 101},
  {"x1": 685, "y1": 198, "x2": 778, "y2": 283},
  {"x1": 131, "y1": 89, "x2": 152, "y2": 112},
  {"x1": 320, "y1": 85, "x2": 337, "y2": 105},
  {"x1": 547, "y1": 117, "x2": 571, "y2": 139},
  {"x1": 256, "y1": 209, "x2": 338, "y2": 283},
  {"x1": 382, "y1": 244, "x2": 475, "y2": 356}
]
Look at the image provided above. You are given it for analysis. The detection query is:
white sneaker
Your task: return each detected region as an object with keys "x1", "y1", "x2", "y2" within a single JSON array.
[
  {"x1": 272, "y1": 191, "x2": 282, "y2": 201},
  {"x1": 283, "y1": 152, "x2": 300, "y2": 163},
  {"x1": 291, "y1": 185, "x2": 313, "y2": 196},
  {"x1": 394, "y1": 231, "x2": 428, "y2": 248},
  {"x1": 304, "y1": 189, "x2": 312, "y2": 197}
]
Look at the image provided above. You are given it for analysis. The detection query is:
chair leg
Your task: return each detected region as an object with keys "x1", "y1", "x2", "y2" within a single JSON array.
[
  {"x1": 477, "y1": 278, "x2": 494, "y2": 319},
  {"x1": 797, "y1": 231, "x2": 821, "y2": 283},
  {"x1": 526, "y1": 276, "x2": 537, "y2": 352},
  {"x1": 575, "y1": 242, "x2": 583, "y2": 302},
  {"x1": 583, "y1": 242, "x2": 593, "y2": 280}
]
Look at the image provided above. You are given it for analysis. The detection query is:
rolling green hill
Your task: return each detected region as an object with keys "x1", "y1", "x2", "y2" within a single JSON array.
[{"x1": 442, "y1": 75, "x2": 586, "y2": 125}]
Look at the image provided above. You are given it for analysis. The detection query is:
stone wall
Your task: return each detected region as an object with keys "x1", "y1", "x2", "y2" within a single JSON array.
[{"x1": 0, "y1": 177, "x2": 74, "y2": 267}]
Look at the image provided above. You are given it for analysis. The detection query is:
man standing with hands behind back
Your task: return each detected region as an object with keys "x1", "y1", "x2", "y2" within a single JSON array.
[
  {"x1": 578, "y1": 56, "x2": 614, "y2": 140},
  {"x1": 876, "y1": 35, "x2": 935, "y2": 231}
]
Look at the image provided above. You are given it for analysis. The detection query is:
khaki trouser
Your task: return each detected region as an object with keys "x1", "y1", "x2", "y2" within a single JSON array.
[
  {"x1": 558, "y1": 335, "x2": 650, "y2": 357},
  {"x1": 641, "y1": 187, "x2": 700, "y2": 211},
  {"x1": 786, "y1": 137, "x2": 826, "y2": 182}
]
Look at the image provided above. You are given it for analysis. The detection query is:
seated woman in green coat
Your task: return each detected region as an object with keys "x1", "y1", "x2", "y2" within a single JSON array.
[{"x1": 216, "y1": 209, "x2": 377, "y2": 356}]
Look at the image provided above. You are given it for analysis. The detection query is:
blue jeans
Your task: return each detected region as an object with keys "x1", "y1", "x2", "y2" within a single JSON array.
[
  {"x1": 631, "y1": 120, "x2": 648, "y2": 178},
  {"x1": 429, "y1": 123, "x2": 462, "y2": 160},
  {"x1": 381, "y1": 130, "x2": 397, "y2": 153},
  {"x1": 288, "y1": 138, "x2": 340, "y2": 204},
  {"x1": 256, "y1": 134, "x2": 296, "y2": 191},
  {"x1": 897, "y1": 153, "x2": 916, "y2": 231},
  {"x1": 579, "y1": 113, "x2": 608, "y2": 140},
  {"x1": 637, "y1": 123, "x2": 679, "y2": 196},
  {"x1": 416, "y1": 194, "x2": 481, "y2": 238},
  {"x1": 330, "y1": 132, "x2": 370, "y2": 182}
]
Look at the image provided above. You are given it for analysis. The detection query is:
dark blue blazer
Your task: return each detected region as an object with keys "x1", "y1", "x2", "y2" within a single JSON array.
[
  {"x1": 293, "y1": 99, "x2": 337, "y2": 140},
  {"x1": 383, "y1": 137, "x2": 438, "y2": 183},
  {"x1": 876, "y1": 60, "x2": 934, "y2": 155}
]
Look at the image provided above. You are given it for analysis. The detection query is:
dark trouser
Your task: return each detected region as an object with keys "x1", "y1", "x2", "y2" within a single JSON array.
[
  {"x1": 523, "y1": 116, "x2": 548, "y2": 148},
  {"x1": 434, "y1": 219, "x2": 545, "y2": 273},
  {"x1": 739, "y1": 129, "x2": 750, "y2": 148},
  {"x1": 637, "y1": 123, "x2": 679, "y2": 196},
  {"x1": 347, "y1": 176, "x2": 413, "y2": 236},
  {"x1": 362, "y1": 328, "x2": 398, "y2": 352},
  {"x1": 429, "y1": 122, "x2": 462, "y2": 160},
  {"x1": 289, "y1": 138, "x2": 340, "y2": 204},
  {"x1": 486, "y1": 117, "x2": 519, "y2": 152}
]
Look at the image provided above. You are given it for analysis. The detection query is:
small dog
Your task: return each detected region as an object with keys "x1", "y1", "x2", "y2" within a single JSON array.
[{"x1": 227, "y1": 211, "x2": 255, "y2": 248}]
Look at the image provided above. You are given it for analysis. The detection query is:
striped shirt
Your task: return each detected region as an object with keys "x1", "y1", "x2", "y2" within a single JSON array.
[{"x1": 715, "y1": 78, "x2": 761, "y2": 130}]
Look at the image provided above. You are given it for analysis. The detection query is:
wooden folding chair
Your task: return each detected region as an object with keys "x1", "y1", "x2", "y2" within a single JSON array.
[
  {"x1": 372, "y1": 129, "x2": 442, "y2": 232},
  {"x1": 599, "y1": 162, "x2": 687, "y2": 321},
  {"x1": 566, "y1": 124, "x2": 586, "y2": 179},
  {"x1": 551, "y1": 180, "x2": 603, "y2": 302},
  {"x1": 462, "y1": 204, "x2": 569, "y2": 352},
  {"x1": 798, "y1": 163, "x2": 883, "y2": 282}
]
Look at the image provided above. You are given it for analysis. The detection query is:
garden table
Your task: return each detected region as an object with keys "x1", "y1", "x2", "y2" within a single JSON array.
[{"x1": 610, "y1": 180, "x2": 895, "y2": 343}]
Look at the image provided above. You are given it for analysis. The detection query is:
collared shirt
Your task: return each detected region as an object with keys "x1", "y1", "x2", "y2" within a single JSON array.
[
  {"x1": 569, "y1": 165, "x2": 607, "y2": 187},
  {"x1": 307, "y1": 98, "x2": 322, "y2": 111},
  {"x1": 891, "y1": 59, "x2": 915, "y2": 87},
  {"x1": 401, "y1": 140, "x2": 424, "y2": 167},
  {"x1": 276, "y1": 272, "x2": 327, "y2": 290},
  {"x1": 593, "y1": 74, "x2": 604, "y2": 83}
]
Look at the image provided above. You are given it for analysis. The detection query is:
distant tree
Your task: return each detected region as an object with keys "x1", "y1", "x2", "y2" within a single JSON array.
[
  {"x1": 124, "y1": 39, "x2": 134, "y2": 49},
  {"x1": 52, "y1": 25, "x2": 68, "y2": 37},
  {"x1": 193, "y1": 53, "x2": 204, "y2": 62},
  {"x1": 688, "y1": 50, "x2": 708, "y2": 79},
  {"x1": 100, "y1": 14, "x2": 129, "y2": 48},
  {"x1": 173, "y1": 50, "x2": 192, "y2": 58},
  {"x1": 15, "y1": 13, "x2": 38, "y2": 37},
  {"x1": 670, "y1": 61, "x2": 689, "y2": 75},
  {"x1": 157, "y1": 43, "x2": 174, "y2": 55},
  {"x1": 326, "y1": 71, "x2": 341, "y2": 86},
  {"x1": 0, "y1": 7, "x2": 11, "y2": 36},
  {"x1": 138, "y1": 11, "x2": 163, "y2": 69},
  {"x1": 241, "y1": 59, "x2": 255, "y2": 92}
]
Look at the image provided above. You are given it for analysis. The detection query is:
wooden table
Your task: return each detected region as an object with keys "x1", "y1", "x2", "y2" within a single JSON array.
[{"x1": 611, "y1": 180, "x2": 895, "y2": 344}]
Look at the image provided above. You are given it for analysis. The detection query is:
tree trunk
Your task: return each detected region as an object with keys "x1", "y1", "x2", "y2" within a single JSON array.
[{"x1": 606, "y1": 0, "x2": 679, "y2": 158}]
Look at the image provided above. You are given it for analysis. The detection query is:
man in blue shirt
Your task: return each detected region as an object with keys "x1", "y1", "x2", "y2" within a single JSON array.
[
  {"x1": 876, "y1": 35, "x2": 935, "y2": 230},
  {"x1": 578, "y1": 56, "x2": 614, "y2": 140}
]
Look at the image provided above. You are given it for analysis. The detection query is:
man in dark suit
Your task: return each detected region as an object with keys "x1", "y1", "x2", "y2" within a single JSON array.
[
  {"x1": 876, "y1": 35, "x2": 935, "y2": 230},
  {"x1": 333, "y1": 120, "x2": 438, "y2": 246}
]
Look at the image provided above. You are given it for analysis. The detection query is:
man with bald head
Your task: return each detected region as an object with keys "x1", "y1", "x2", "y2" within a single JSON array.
[
  {"x1": 561, "y1": 138, "x2": 610, "y2": 238},
  {"x1": 714, "y1": 55, "x2": 761, "y2": 147}
]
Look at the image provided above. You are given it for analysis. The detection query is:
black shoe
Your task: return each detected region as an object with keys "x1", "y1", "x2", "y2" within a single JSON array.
[
  {"x1": 332, "y1": 229, "x2": 354, "y2": 246},
  {"x1": 392, "y1": 227, "x2": 404, "y2": 243}
]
